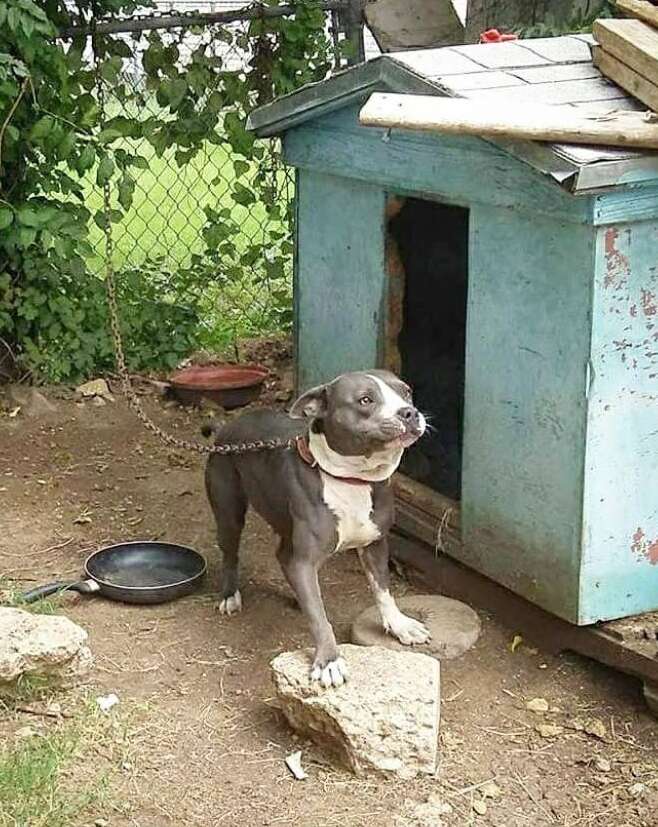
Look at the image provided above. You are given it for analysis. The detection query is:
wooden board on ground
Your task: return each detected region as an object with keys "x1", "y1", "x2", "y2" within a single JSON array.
[
  {"x1": 593, "y1": 18, "x2": 658, "y2": 86},
  {"x1": 359, "y1": 92, "x2": 658, "y2": 149},
  {"x1": 593, "y1": 45, "x2": 658, "y2": 113},
  {"x1": 616, "y1": 0, "x2": 658, "y2": 28}
]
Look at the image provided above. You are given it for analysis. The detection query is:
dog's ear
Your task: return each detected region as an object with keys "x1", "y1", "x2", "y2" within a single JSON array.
[{"x1": 289, "y1": 384, "x2": 328, "y2": 419}]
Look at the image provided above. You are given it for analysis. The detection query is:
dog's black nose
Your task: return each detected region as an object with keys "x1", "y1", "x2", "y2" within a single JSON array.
[{"x1": 397, "y1": 406, "x2": 419, "y2": 423}]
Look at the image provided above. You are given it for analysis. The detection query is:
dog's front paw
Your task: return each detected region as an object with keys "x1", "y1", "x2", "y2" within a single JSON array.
[
  {"x1": 387, "y1": 613, "x2": 431, "y2": 646},
  {"x1": 219, "y1": 590, "x2": 242, "y2": 616},
  {"x1": 311, "y1": 657, "x2": 349, "y2": 689}
]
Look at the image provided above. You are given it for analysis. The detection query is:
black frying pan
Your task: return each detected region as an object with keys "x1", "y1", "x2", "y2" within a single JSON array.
[{"x1": 21, "y1": 541, "x2": 206, "y2": 605}]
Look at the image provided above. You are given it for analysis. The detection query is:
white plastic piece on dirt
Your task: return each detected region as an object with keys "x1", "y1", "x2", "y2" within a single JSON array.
[
  {"x1": 96, "y1": 693, "x2": 120, "y2": 713},
  {"x1": 285, "y1": 750, "x2": 308, "y2": 780}
]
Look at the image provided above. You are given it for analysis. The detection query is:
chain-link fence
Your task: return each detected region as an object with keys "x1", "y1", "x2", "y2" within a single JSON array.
[
  {"x1": 1, "y1": 0, "x2": 376, "y2": 384},
  {"x1": 76, "y1": 0, "x2": 371, "y2": 361},
  {"x1": 85, "y1": 7, "x2": 296, "y2": 352}
]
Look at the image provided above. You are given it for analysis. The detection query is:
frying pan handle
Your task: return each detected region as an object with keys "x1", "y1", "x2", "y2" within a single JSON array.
[{"x1": 20, "y1": 579, "x2": 100, "y2": 604}]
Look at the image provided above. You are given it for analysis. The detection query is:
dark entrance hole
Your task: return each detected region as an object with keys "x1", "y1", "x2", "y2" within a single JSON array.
[{"x1": 388, "y1": 197, "x2": 469, "y2": 500}]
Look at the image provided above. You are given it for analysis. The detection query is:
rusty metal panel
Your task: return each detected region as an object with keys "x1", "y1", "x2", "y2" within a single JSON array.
[{"x1": 580, "y1": 220, "x2": 658, "y2": 623}]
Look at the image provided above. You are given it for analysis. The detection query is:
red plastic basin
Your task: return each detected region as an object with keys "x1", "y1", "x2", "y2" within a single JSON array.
[{"x1": 169, "y1": 364, "x2": 268, "y2": 409}]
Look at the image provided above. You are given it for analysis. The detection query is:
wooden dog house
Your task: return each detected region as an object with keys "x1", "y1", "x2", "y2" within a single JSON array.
[{"x1": 248, "y1": 35, "x2": 658, "y2": 627}]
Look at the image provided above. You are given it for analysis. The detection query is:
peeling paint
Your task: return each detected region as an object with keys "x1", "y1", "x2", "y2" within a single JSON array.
[
  {"x1": 641, "y1": 288, "x2": 657, "y2": 317},
  {"x1": 604, "y1": 227, "x2": 630, "y2": 290},
  {"x1": 631, "y1": 527, "x2": 658, "y2": 565}
]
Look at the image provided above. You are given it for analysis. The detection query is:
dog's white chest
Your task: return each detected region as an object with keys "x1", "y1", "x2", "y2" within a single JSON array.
[{"x1": 320, "y1": 473, "x2": 381, "y2": 551}]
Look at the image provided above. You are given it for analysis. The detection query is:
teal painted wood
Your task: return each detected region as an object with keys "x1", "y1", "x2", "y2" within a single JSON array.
[
  {"x1": 592, "y1": 185, "x2": 658, "y2": 226},
  {"x1": 285, "y1": 98, "x2": 658, "y2": 625},
  {"x1": 461, "y1": 207, "x2": 595, "y2": 623},
  {"x1": 579, "y1": 219, "x2": 658, "y2": 623},
  {"x1": 295, "y1": 169, "x2": 386, "y2": 391},
  {"x1": 282, "y1": 105, "x2": 593, "y2": 224}
]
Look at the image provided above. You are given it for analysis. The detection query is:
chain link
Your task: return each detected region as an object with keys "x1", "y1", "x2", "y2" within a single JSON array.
[{"x1": 93, "y1": 36, "x2": 295, "y2": 458}]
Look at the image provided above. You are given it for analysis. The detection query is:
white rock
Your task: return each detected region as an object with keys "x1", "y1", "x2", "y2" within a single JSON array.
[
  {"x1": 271, "y1": 644, "x2": 440, "y2": 779},
  {"x1": 76, "y1": 378, "x2": 114, "y2": 401},
  {"x1": 96, "y1": 693, "x2": 120, "y2": 713},
  {"x1": 284, "y1": 750, "x2": 307, "y2": 780},
  {"x1": 0, "y1": 608, "x2": 92, "y2": 690},
  {"x1": 526, "y1": 697, "x2": 549, "y2": 713}
]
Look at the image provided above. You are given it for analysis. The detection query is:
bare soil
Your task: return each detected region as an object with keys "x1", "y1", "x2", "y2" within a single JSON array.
[{"x1": 1, "y1": 359, "x2": 657, "y2": 827}]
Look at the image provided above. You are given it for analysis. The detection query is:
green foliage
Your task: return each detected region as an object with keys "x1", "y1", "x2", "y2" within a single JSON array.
[
  {"x1": 0, "y1": 696, "x2": 129, "y2": 827},
  {"x1": 516, "y1": 0, "x2": 618, "y2": 38},
  {"x1": 0, "y1": 0, "x2": 331, "y2": 382}
]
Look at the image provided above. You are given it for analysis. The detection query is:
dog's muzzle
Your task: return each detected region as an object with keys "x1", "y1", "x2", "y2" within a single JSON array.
[{"x1": 394, "y1": 406, "x2": 426, "y2": 447}]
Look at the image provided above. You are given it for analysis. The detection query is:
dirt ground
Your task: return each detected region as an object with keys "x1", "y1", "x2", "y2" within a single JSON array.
[{"x1": 1, "y1": 357, "x2": 658, "y2": 827}]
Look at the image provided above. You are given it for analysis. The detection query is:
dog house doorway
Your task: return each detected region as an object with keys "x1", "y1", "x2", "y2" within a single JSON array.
[{"x1": 386, "y1": 196, "x2": 469, "y2": 505}]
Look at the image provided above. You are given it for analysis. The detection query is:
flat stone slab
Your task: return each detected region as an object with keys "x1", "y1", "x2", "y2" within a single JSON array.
[
  {"x1": 271, "y1": 644, "x2": 439, "y2": 778},
  {"x1": 351, "y1": 595, "x2": 480, "y2": 660}
]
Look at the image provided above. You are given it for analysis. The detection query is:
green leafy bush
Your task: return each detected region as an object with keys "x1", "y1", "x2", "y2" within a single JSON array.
[{"x1": 0, "y1": 0, "x2": 331, "y2": 382}]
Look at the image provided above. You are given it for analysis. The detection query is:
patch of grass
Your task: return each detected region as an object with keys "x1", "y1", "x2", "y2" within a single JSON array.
[
  {"x1": 84, "y1": 139, "x2": 279, "y2": 274},
  {"x1": 2, "y1": 674, "x2": 57, "y2": 707},
  {"x1": 0, "y1": 698, "x2": 135, "y2": 827},
  {"x1": 0, "y1": 578, "x2": 64, "y2": 616},
  {"x1": 81, "y1": 136, "x2": 291, "y2": 348}
]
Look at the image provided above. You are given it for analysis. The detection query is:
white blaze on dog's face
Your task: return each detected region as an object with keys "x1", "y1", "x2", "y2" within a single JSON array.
[
  {"x1": 290, "y1": 369, "x2": 426, "y2": 458},
  {"x1": 366, "y1": 374, "x2": 427, "y2": 447}
]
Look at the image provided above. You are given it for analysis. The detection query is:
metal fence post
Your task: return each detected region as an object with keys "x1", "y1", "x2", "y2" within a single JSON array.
[{"x1": 339, "y1": 0, "x2": 366, "y2": 64}]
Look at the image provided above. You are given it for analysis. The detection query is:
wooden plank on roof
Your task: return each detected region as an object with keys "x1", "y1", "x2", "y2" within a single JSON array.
[
  {"x1": 592, "y1": 45, "x2": 658, "y2": 113},
  {"x1": 464, "y1": 77, "x2": 626, "y2": 105},
  {"x1": 593, "y1": 19, "x2": 658, "y2": 85},
  {"x1": 616, "y1": 0, "x2": 658, "y2": 28},
  {"x1": 359, "y1": 92, "x2": 658, "y2": 149}
]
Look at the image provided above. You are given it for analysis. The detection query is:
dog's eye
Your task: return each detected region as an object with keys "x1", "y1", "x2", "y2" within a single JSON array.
[{"x1": 359, "y1": 396, "x2": 373, "y2": 406}]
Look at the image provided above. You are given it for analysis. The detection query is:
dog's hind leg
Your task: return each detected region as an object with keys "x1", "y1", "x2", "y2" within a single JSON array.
[{"x1": 205, "y1": 458, "x2": 247, "y2": 615}]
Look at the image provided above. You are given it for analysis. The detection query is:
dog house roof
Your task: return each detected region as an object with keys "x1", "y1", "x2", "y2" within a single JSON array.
[{"x1": 247, "y1": 35, "x2": 658, "y2": 193}]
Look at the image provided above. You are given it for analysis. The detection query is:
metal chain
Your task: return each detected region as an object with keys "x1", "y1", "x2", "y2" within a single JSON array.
[{"x1": 93, "y1": 36, "x2": 295, "y2": 458}]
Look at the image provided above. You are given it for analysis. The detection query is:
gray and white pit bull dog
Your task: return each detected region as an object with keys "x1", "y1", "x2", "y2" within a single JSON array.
[{"x1": 204, "y1": 370, "x2": 431, "y2": 688}]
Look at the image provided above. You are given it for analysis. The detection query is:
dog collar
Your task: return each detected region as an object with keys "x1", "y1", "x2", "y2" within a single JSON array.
[{"x1": 296, "y1": 435, "x2": 374, "y2": 486}]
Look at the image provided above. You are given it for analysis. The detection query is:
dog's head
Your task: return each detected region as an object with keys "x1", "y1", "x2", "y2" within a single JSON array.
[{"x1": 289, "y1": 370, "x2": 426, "y2": 457}]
